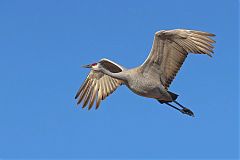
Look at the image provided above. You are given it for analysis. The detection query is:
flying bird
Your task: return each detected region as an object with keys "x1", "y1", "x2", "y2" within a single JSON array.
[{"x1": 75, "y1": 29, "x2": 215, "y2": 116}]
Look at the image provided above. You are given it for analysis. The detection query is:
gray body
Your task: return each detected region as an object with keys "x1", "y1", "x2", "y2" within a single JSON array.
[{"x1": 113, "y1": 67, "x2": 171, "y2": 101}]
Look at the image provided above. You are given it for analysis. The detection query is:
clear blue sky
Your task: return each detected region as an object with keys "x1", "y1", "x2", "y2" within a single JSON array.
[{"x1": 0, "y1": 0, "x2": 238, "y2": 159}]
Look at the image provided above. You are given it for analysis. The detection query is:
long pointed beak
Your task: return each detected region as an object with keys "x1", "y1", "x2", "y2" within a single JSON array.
[{"x1": 82, "y1": 64, "x2": 92, "y2": 68}]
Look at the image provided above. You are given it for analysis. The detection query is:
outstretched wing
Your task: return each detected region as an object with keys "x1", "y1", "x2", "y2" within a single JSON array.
[
  {"x1": 75, "y1": 59, "x2": 124, "y2": 110},
  {"x1": 141, "y1": 29, "x2": 215, "y2": 89}
]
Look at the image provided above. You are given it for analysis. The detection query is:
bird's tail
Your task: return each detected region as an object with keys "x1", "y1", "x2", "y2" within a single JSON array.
[
  {"x1": 167, "y1": 91, "x2": 178, "y2": 101},
  {"x1": 157, "y1": 91, "x2": 178, "y2": 104}
]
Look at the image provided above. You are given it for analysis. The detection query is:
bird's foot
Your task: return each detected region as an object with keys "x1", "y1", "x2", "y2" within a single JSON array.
[{"x1": 180, "y1": 108, "x2": 194, "y2": 117}]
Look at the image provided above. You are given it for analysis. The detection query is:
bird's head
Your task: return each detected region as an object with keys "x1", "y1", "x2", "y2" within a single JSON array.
[{"x1": 82, "y1": 62, "x2": 102, "y2": 71}]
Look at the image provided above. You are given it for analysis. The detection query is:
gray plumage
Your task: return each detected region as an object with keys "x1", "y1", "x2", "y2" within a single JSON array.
[{"x1": 75, "y1": 29, "x2": 215, "y2": 116}]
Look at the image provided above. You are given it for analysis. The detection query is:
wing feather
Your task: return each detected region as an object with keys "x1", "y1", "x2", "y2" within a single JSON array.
[
  {"x1": 88, "y1": 82, "x2": 98, "y2": 110},
  {"x1": 103, "y1": 77, "x2": 110, "y2": 97},
  {"x1": 96, "y1": 82, "x2": 102, "y2": 109},
  {"x1": 101, "y1": 77, "x2": 107, "y2": 100},
  {"x1": 141, "y1": 29, "x2": 215, "y2": 88},
  {"x1": 83, "y1": 79, "x2": 95, "y2": 108},
  {"x1": 75, "y1": 59, "x2": 124, "y2": 109},
  {"x1": 77, "y1": 79, "x2": 92, "y2": 105}
]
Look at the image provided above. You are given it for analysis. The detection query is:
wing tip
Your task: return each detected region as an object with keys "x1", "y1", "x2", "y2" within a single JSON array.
[
  {"x1": 74, "y1": 94, "x2": 78, "y2": 99},
  {"x1": 207, "y1": 53, "x2": 213, "y2": 57}
]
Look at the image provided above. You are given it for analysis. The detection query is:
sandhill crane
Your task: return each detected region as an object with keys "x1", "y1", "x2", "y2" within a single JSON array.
[{"x1": 75, "y1": 29, "x2": 215, "y2": 116}]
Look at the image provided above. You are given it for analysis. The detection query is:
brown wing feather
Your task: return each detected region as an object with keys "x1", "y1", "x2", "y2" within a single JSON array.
[
  {"x1": 75, "y1": 59, "x2": 124, "y2": 109},
  {"x1": 141, "y1": 29, "x2": 215, "y2": 89}
]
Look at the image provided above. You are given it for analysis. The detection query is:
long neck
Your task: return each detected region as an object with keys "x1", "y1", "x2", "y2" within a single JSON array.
[{"x1": 100, "y1": 68, "x2": 128, "y2": 81}]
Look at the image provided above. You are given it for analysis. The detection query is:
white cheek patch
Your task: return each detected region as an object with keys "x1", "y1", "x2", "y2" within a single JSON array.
[{"x1": 92, "y1": 64, "x2": 99, "y2": 69}]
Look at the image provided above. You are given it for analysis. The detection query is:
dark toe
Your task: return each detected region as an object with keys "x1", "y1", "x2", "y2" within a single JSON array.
[{"x1": 181, "y1": 108, "x2": 195, "y2": 117}]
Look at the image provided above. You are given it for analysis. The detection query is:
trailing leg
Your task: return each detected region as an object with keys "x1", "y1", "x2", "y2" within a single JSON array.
[
  {"x1": 173, "y1": 100, "x2": 194, "y2": 117},
  {"x1": 157, "y1": 99, "x2": 194, "y2": 117}
]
